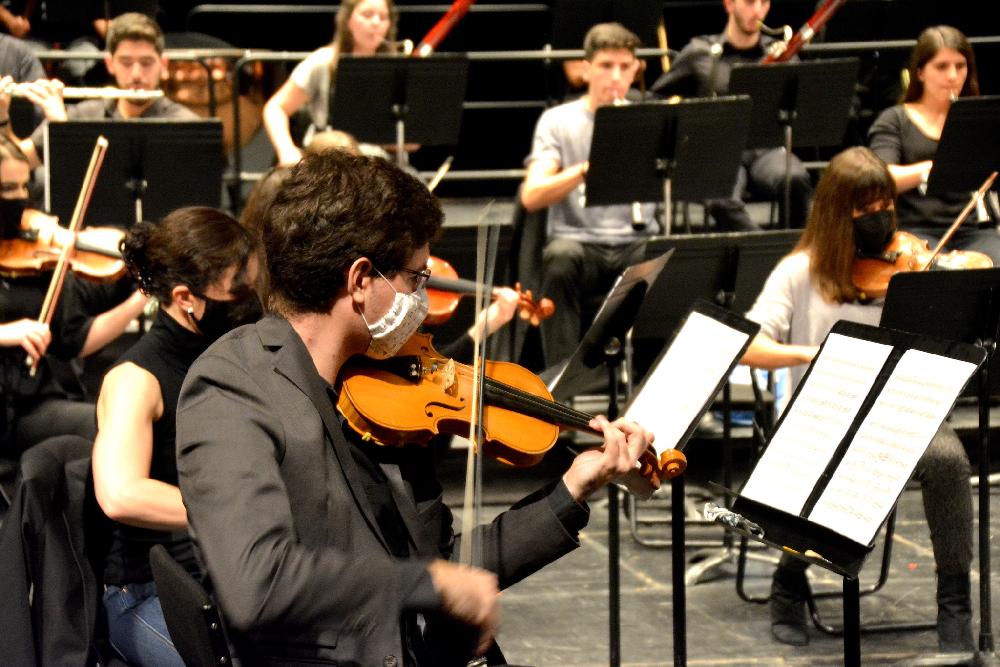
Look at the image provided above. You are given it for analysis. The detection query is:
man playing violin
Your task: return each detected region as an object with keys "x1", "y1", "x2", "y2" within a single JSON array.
[
  {"x1": 176, "y1": 149, "x2": 656, "y2": 666},
  {"x1": 0, "y1": 12, "x2": 197, "y2": 170},
  {"x1": 651, "y1": 0, "x2": 813, "y2": 232},
  {"x1": 521, "y1": 22, "x2": 658, "y2": 369}
]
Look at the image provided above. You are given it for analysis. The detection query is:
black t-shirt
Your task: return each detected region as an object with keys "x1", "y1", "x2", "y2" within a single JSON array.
[{"x1": 652, "y1": 33, "x2": 779, "y2": 98}]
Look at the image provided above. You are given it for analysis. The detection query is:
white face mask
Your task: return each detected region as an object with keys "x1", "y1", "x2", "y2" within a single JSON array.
[{"x1": 361, "y1": 270, "x2": 429, "y2": 359}]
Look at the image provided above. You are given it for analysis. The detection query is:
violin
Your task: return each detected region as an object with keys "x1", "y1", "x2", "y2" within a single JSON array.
[
  {"x1": 337, "y1": 332, "x2": 686, "y2": 497},
  {"x1": 852, "y1": 231, "x2": 992, "y2": 300},
  {"x1": 424, "y1": 255, "x2": 555, "y2": 326},
  {"x1": 852, "y1": 172, "x2": 998, "y2": 299},
  {"x1": 0, "y1": 211, "x2": 125, "y2": 283}
]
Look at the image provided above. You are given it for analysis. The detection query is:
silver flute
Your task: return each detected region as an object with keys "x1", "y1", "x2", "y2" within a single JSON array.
[{"x1": 1, "y1": 82, "x2": 164, "y2": 101}]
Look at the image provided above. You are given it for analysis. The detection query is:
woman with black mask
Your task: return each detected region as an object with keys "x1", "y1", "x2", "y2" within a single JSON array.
[
  {"x1": 91, "y1": 206, "x2": 259, "y2": 667},
  {"x1": 741, "y1": 147, "x2": 974, "y2": 653},
  {"x1": 1, "y1": 135, "x2": 146, "y2": 457}
]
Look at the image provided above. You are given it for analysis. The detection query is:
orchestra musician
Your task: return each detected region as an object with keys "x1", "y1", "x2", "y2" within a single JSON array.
[
  {"x1": 262, "y1": 0, "x2": 399, "y2": 166},
  {"x1": 521, "y1": 22, "x2": 657, "y2": 369},
  {"x1": 651, "y1": 0, "x2": 813, "y2": 231},
  {"x1": 0, "y1": 134, "x2": 147, "y2": 457},
  {"x1": 868, "y1": 25, "x2": 1000, "y2": 263},
  {"x1": 1, "y1": 12, "x2": 198, "y2": 170},
  {"x1": 741, "y1": 146, "x2": 973, "y2": 652},
  {"x1": 175, "y1": 149, "x2": 655, "y2": 666},
  {"x1": 91, "y1": 207, "x2": 259, "y2": 667}
]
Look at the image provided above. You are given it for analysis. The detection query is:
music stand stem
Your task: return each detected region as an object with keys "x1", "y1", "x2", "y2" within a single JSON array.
[
  {"x1": 781, "y1": 116, "x2": 793, "y2": 230},
  {"x1": 605, "y1": 337, "x2": 623, "y2": 667},
  {"x1": 393, "y1": 105, "x2": 408, "y2": 170},
  {"x1": 976, "y1": 344, "x2": 996, "y2": 658}
]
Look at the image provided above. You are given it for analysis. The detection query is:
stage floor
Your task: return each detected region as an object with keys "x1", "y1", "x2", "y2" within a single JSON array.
[{"x1": 440, "y1": 444, "x2": 1000, "y2": 667}]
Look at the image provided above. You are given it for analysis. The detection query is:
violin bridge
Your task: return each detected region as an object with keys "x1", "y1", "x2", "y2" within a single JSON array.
[{"x1": 427, "y1": 359, "x2": 458, "y2": 396}]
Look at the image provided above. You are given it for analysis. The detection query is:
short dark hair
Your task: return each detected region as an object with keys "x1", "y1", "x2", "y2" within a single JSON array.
[
  {"x1": 121, "y1": 206, "x2": 256, "y2": 305},
  {"x1": 107, "y1": 12, "x2": 165, "y2": 55},
  {"x1": 264, "y1": 151, "x2": 443, "y2": 315},
  {"x1": 583, "y1": 22, "x2": 641, "y2": 61}
]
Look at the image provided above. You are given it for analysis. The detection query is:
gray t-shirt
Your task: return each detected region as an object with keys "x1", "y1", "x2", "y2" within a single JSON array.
[
  {"x1": 744, "y1": 251, "x2": 882, "y2": 393},
  {"x1": 289, "y1": 47, "x2": 334, "y2": 137},
  {"x1": 30, "y1": 96, "x2": 199, "y2": 159},
  {"x1": 525, "y1": 97, "x2": 656, "y2": 245}
]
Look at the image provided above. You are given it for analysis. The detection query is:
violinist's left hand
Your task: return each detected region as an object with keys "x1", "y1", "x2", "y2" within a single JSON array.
[{"x1": 561, "y1": 415, "x2": 654, "y2": 503}]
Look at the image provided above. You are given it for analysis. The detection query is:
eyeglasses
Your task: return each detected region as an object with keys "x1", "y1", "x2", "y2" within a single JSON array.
[{"x1": 387, "y1": 266, "x2": 432, "y2": 291}]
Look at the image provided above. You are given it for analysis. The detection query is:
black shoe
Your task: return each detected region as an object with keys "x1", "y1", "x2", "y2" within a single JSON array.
[
  {"x1": 770, "y1": 566, "x2": 809, "y2": 646},
  {"x1": 937, "y1": 572, "x2": 974, "y2": 652}
]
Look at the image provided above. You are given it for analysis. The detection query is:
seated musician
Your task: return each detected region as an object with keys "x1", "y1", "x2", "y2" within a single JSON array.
[
  {"x1": 263, "y1": 0, "x2": 400, "y2": 166},
  {"x1": 91, "y1": 207, "x2": 259, "y2": 667},
  {"x1": 741, "y1": 146, "x2": 973, "y2": 652},
  {"x1": 651, "y1": 0, "x2": 813, "y2": 231},
  {"x1": 521, "y1": 22, "x2": 658, "y2": 368},
  {"x1": 176, "y1": 149, "x2": 656, "y2": 666},
  {"x1": 868, "y1": 25, "x2": 1000, "y2": 263},
  {"x1": 0, "y1": 135, "x2": 146, "y2": 456},
  {"x1": 1, "y1": 12, "x2": 197, "y2": 170}
]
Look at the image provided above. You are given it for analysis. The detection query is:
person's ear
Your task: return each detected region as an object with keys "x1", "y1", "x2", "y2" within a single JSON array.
[
  {"x1": 171, "y1": 284, "x2": 196, "y2": 313},
  {"x1": 347, "y1": 257, "x2": 373, "y2": 305},
  {"x1": 103, "y1": 53, "x2": 114, "y2": 77}
]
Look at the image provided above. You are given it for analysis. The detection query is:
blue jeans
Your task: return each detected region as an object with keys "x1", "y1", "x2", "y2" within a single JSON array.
[{"x1": 103, "y1": 581, "x2": 185, "y2": 667}]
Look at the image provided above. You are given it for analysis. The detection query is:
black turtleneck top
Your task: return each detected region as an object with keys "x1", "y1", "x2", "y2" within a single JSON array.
[{"x1": 102, "y1": 308, "x2": 209, "y2": 586}]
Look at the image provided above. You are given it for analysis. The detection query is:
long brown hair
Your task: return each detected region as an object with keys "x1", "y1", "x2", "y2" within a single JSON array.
[
  {"x1": 901, "y1": 25, "x2": 980, "y2": 103},
  {"x1": 795, "y1": 147, "x2": 896, "y2": 304},
  {"x1": 328, "y1": 0, "x2": 399, "y2": 83}
]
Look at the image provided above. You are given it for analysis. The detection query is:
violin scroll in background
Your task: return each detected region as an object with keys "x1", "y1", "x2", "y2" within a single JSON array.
[
  {"x1": 337, "y1": 332, "x2": 686, "y2": 498},
  {"x1": 424, "y1": 255, "x2": 555, "y2": 327}
]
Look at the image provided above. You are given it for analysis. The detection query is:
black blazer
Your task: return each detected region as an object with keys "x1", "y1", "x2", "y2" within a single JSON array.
[{"x1": 176, "y1": 316, "x2": 584, "y2": 666}]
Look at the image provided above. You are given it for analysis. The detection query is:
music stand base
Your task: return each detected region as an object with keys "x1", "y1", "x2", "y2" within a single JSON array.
[{"x1": 685, "y1": 544, "x2": 777, "y2": 586}]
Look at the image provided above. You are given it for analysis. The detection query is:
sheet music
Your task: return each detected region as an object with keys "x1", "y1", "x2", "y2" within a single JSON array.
[
  {"x1": 740, "y1": 334, "x2": 893, "y2": 515},
  {"x1": 808, "y1": 349, "x2": 978, "y2": 545},
  {"x1": 625, "y1": 311, "x2": 750, "y2": 457}
]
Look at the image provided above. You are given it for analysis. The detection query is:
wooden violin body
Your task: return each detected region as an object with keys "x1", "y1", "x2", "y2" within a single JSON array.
[
  {"x1": 337, "y1": 333, "x2": 684, "y2": 494},
  {"x1": 0, "y1": 222, "x2": 125, "y2": 283},
  {"x1": 852, "y1": 231, "x2": 993, "y2": 299}
]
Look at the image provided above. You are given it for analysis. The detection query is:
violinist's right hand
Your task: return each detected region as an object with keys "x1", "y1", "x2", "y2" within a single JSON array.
[
  {"x1": 0, "y1": 318, "x2": 51, "y2": 363},
  {"x1": 427, "y1": 559, "x2": 500, "y2": 656}
]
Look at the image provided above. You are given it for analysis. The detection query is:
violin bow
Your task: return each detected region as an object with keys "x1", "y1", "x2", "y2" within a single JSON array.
[
  {"x1": 924, "y1": 171, "x2": 999, "y2": 268},
  {"x1": 459, "y1": 202, "x2": 497, "y2": 570},
  {"x1": 30, "y1": 136, "x2": 109, "y2": 377}
]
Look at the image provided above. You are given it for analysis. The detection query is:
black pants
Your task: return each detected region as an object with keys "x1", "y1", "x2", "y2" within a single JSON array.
[
  {"x1": 707, "y1": 148, "x2": 812, "y2": 231},
  {"x1": 540, "y1": 238, "x2": 646, "y2": 368}
]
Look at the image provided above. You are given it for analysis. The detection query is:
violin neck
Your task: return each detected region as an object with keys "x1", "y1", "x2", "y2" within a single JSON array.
[
  {"x1": 483, "y1": 376, "x2": 593, "y2": 432},
  {"x1": 427, "y1": 274, "x2": 488, "y2": 296}
]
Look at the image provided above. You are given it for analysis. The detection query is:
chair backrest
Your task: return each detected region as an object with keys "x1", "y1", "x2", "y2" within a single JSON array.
[{"x1": 149, "y1": 544, "x2": 232, "y2": 667}]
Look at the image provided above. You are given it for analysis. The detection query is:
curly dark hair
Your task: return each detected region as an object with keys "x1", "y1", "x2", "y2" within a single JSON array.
[
  {"x1": 264, "y1": 150, "x2": 443, "y2": 315},
  {"x1": 121, "y1": 206, "x2": 256, "y2": 305}
]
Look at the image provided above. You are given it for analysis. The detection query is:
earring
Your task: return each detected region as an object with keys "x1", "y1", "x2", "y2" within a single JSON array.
[{"x1": 187, "y1": 307, "x2": 195, "y2": 319}]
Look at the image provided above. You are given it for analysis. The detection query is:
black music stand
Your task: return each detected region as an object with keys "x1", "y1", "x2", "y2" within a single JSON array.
[
  {"x1": 547, "y1": 250, "x2": 671, "y2": 667},
  {"x1": 624, "y1": 300, "x2": 760, "y2": 667},
  {"x1": 713, "y1": 320, "x2": 986, "y2": 666},
  {"x1": 44, "y1": 120, "x2": 223, "y2": 227},
  {"x1": 584, "y1": 96, "x2": 752, "y2": 235},
  {"x1": 729, "y1": 59, "x2": 859, "y2": 228},
  {"x1": 328, "y1": 55, "x2": 469, "y2": 169},
  {"x1": 926, "y1": 96, "x2": 1000, "y2": 197},
  {"x1": 883, "y1": 268, "x2": 1000, "y2": 666}
]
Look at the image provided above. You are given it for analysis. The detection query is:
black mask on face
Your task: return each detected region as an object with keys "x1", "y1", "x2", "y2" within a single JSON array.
[
  {"x1": 0, "y1": 198, "x2": 27, "y2": 240},
  {"x1": 189, "y1": 290, "x2": 263, "y2": 342},
  {"x1": 853, "y1": 209, "x2": 897, "y2": 257}
]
